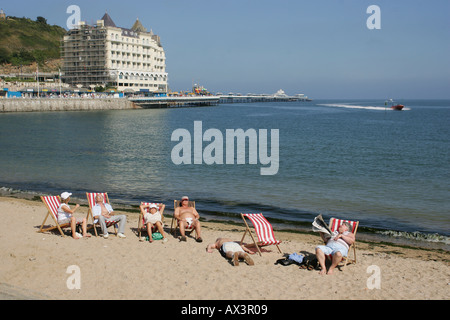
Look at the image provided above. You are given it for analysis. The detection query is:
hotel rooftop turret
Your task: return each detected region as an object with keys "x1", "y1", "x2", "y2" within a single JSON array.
[{"x1": 62, "y1": 13, "x2": 167, "y2": 92}]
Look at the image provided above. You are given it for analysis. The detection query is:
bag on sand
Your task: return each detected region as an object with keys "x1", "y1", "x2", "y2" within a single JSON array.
[{"x1": 275, "y1": 253, "x2": 304, "y2": 266}]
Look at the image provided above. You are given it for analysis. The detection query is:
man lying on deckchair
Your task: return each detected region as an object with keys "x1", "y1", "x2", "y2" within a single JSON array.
[
  {"x1": 174, "y1": 196, "x2": 203, "y2": 242},
  {"x1": 315, "y1": 221, "x2": 355, "y2": 275}
]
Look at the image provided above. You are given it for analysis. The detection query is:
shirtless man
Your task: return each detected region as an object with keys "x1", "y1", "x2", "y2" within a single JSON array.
[
  {"x1": 206, "y1": 237, "x2": 255, "y2": 266},
  {"x1": 315, "y1": 222, "x2": 355, "y2": 275},
  {"x1": 174, "y1": 196, "x2": 202, "y2": 242},
  {"x1": 91, "y1": 194, "x2": 127, "y2": 239}
]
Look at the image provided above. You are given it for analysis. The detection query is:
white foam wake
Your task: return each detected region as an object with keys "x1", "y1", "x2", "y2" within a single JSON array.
[{"x1": 317, "y1": 104, "x2": 410, "y2": 111}]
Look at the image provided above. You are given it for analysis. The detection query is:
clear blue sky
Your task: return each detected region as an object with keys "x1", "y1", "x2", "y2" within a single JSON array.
[{"x1": 3, "y1": 0, "x2": 450, "y2": 99}]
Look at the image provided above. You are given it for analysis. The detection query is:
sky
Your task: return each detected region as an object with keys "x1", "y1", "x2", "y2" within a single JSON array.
[{"x1": 2, "y1": 0, "x2": 450, "y2": 99}]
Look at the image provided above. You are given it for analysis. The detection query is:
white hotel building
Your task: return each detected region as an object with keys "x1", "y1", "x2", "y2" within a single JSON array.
[{"x1": 62, "y1": 13, "x2": 168, "y2": 93}]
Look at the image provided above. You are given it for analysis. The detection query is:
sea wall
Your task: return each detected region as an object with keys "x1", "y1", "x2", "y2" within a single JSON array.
[{"x1": 0, "y1": 98, "x2": 137, "y2": 113}]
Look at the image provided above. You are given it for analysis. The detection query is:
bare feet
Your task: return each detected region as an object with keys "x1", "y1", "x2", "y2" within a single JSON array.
[
  {"x1": 243, "y1": 254, "x2": 254, "y2": 266},
  {"x1": 72, "y1": 233, "x2": 82, "y2": 240},
  {"x1": 232, "y1": 252, "x2": 239, "y2": 266}
]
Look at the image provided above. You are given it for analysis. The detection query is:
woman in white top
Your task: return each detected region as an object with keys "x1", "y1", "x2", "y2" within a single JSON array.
[
  {"x1": 57, "y1": 192, "x2": 90, "y2": 239},
  {"x1": 139, "y1": 203, "x2": 167, "y2": 243}
]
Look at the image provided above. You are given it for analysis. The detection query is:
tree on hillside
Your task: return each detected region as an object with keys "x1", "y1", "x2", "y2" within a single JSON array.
[{"x1": 36, "y1": 16, "x2": 47, "y2": 25}]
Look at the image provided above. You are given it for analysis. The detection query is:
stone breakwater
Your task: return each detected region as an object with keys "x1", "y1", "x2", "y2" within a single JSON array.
[{"x1": 0, "y1": 98, "x2": 136, "y2": 113}]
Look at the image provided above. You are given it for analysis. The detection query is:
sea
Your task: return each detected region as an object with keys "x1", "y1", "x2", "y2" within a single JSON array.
[{"x1": 1, "y1": 99, "x2": 449, "y2": 250}]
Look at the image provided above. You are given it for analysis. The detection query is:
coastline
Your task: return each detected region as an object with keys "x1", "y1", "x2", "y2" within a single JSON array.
[
  {"x1": 0, "y1": 97, "x2": 135, "y2": 112},
  {"x1": 2, "y1": 187, "x2": 448, "y2": 252},
  {"x1": 0, "y1": 195, "x2": 448, "y2": 300}
]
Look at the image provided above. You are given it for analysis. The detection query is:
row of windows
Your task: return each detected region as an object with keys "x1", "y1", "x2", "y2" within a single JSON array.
[
  {"x1": 118, "y1": 74, "x2": 167, "y2": 81},
  {"x1": 112, "y1": 62, "x2": 164, "y2": 72},
  {"x1": 110, "y1": 43, "x2": 163, "y2": 54},
  {"x1": 109, "y1": 33, "x2": 156, "y2": 45},
  {"x1": 118, "y1": 83, "x2": 161, "y2": 87},
  {"x1": 110, "y1": 51, "x2": 164, "y2": 62}
]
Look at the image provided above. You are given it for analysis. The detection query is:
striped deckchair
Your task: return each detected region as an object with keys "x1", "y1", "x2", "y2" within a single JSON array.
[
  {"x1": 240, "y1": 213, "x2": 282, "y2": 256},
  {"x1": 327, "y1": 217, "x2": 359, "y2": 269},
  {"x1": 86, "y1": 192, "x2": 118, "y2": 237},
  {"x1": 138, "y1": 202, "x2": 164, "y2": 239},
  {"x1": 170, "y1": 200, "x2": 197, "y2": 237},
  {"x1": 38, "y1": 195, "x2": 81, "y2": 236}
]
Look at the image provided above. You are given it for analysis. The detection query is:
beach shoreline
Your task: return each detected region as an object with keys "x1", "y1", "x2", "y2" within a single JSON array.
[
  {"x1": 2, "y1": 187, "x2": 448, "y2": 252},
  {"x1": 0, "y1": 195, "x2": 448, "y2": 300}
]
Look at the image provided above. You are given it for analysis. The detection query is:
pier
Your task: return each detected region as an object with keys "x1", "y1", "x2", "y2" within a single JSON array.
[
  {"x1": 218, "y1": 94, "x2": 300, "y2": 104},
  {"x1": 217, "y1": 90, "x2": 310, "y2": 104},
  {"x1": 129, "y1": 96, "x2": 219, "y2": 108}
]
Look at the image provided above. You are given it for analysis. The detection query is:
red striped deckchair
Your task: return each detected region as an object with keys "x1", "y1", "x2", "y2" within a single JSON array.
[
  {"x1": 86, "y1": 192, "x2": 118, "y2": 237},
  {"x1": 170, "y1": 200, "x2": 197, "y2": 237},
  {"x1": 38, "y1": 195, "x2": 82, "y2": 236},
  {"x1": 138, "y1": 202, "x2": 164, "y2": 239},
  {"x1": 327, "y1": 217, "x2": 359, "y2": 269},
  {"x1": 240, "y1": 213, "x2": 282, "y2": 256}
]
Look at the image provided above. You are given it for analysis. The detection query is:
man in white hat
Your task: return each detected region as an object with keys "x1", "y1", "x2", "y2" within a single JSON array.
[
  {"x1": 174, "y1": 196, "x2": 202, "y2": 242},
  {"x1": 57, "y1": 192, "x2": 91, "y2": 239}
]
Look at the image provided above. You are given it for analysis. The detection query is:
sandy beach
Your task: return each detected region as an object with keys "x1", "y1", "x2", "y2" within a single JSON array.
[{"x1": 0, "y1": 196, "x2": 448, "y2": 301}]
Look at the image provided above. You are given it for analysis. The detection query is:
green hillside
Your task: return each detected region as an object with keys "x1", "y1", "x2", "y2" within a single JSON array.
[{"x1": 0, "y1": 16, "x2": 66, "y2": 66}]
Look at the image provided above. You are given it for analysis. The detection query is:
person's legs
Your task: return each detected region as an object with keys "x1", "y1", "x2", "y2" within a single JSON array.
[
  {"x1": 238, "y1": 252, "x2": 254, "y2": 265},
  {"x1": 225, "y1": 251, "x2": 240, "y2": 266},
  {"x1": 327, "y1": 252, "x2": 343, "y2": 275},
  {"x1": 194, "y1": 220, "x2": 202, "y2": 241},
  {"x1": 70, "y1": 216, "x2": 80, "y2": 239},
  {"x1": 146, "y1": 222, "x2": 153, "y2": 242},
  {"x1": 315, "y1": 245, "x2": 331, "y2": 275},
  {"x1": 113, "y1": 215, "x2": 127, "y2": 234},
  {"x1": 326, "y1": 243, "x2": 348, "y2": 275},
  {"x1": 179, "y1": 220, "x2": 187, "y2": 240},
  {"x1": 81, "y1": 217, "x2": 90, "y2": 237},
  {"x1": 154, "y1": 221, "x2": 166, "y2": 239},
  {"x1": 98, "y1": 215, "x2": 108, "y2": 236}
]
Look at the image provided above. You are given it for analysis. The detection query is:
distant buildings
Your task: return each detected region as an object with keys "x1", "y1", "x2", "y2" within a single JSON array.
[{"x1": 62, "y1": 13, "x2": 168, "y2": 93}]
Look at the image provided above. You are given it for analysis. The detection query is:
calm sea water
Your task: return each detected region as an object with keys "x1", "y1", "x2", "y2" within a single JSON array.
[{"x1": 1, "y1": 99, "x2": 449, "y2": 247}]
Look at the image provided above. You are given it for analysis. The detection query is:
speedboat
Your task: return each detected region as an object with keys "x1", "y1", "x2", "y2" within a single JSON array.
[
  {"x1": 391, "y1": 104, "x2": 404, "y2": 111},
  {"x1": 385, "y1": 99, "x2": 404, "y2": 111}
]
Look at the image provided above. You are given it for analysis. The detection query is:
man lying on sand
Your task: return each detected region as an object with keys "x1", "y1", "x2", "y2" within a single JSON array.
[{"x1": 206, "y1": 237, "x2": 255, "y2": 266}]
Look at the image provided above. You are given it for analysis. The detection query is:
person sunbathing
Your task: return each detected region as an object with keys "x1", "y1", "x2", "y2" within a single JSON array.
[
  {"x1": 206, "y1": 237, "x2": 255, "y2": 266},
  {"x1": 315, "y1": 222, "x2": 355, "y2": 275},
  {"x1": 92, "y1": 194, "x2": 127, "y2": 239},
  {"x1": 174, "y1": 196, "x2": 202, "y2": 242},
  {"x1": 139, "y1": 203, "x2": 168, "y2": 243},
  {"x1": 57, "y1": 192, "x2": 90, "y2": 239}
]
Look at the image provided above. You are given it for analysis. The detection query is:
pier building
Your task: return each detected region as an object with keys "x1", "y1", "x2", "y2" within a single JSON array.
[{"x1": 61, "y1": 13, "x2": 168, "y2": 93}]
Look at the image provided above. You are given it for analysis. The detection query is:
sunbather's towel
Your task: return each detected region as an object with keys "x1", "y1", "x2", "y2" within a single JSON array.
[{"x1": 312, "y1": 214, "x2": 333, "y2": 235}]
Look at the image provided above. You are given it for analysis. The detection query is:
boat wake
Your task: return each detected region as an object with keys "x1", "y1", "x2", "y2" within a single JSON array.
[{"x1": 317, "y1": 103, "x2": 410, "y2": 111}]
